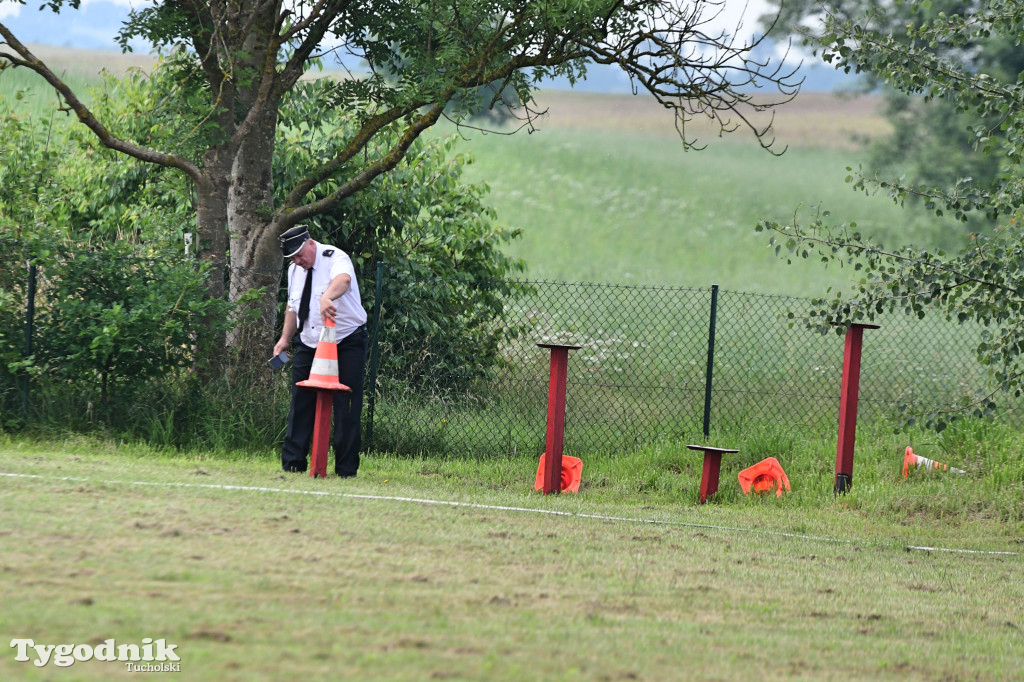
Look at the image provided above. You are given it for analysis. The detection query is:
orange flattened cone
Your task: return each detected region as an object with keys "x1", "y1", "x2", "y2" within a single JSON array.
[
  {"x1": 296, "y1": 317, "x2": 351, "y2": 392},
  {"x1": 738, "y1": 457, "x2": 791, "y2": 498},
  {"x1": 534, "y1": 452, "x2": 583, "y2": 493}
]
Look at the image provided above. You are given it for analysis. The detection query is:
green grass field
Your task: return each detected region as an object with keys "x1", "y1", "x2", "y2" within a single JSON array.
[
  {"x1": 450, "y1": 90, "x2": 974, "y2": 295},
  {"x1": 1, "y1": 436, "x2": 1021, "y2": 681},
  {"x1": 3, "y1": 47, "x2": 1023, "y2": 680}
]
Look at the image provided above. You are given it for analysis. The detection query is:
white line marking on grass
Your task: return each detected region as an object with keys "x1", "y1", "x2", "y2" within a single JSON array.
[
  {"x1": 1, "y1": 471, "x2": 1018, "y2": 556},
  {"x1": 904, "y1": 545, "x2": 1018, "y2": 556}
]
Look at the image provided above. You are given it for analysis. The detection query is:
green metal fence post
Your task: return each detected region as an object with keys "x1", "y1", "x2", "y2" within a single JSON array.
[
  {"x1": 702, "y1": 284, "x2": 719, "y2": 439},
  {"x1": 364, "y1": 261, "x2": 384, "y2": 449},
  {"x1": 21, "y1": 261, "x2": 36, "y2": 420}
]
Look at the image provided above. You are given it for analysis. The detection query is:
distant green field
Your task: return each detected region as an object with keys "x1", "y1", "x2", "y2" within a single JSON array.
[{"x1": 445, "y1": 91, "x2": 972, "y2": 296}]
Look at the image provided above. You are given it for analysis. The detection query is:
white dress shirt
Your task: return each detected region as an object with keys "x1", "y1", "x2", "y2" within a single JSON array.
[{"x1": 286, "y1": 242, "x2": 367, "y2": 347}]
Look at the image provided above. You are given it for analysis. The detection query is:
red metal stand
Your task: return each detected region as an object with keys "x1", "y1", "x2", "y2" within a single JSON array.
[
  {"x1": 309, "y1": 392, "x2": 333, "y2": 478},
  {"x1": 834, "y1": 323, "x2": 879, "y2": 494},
  {"x1": 537, "y1": 343, "x2": 581, "y2": 495},
  {"x1": 687, "y1": 444, "x2": 739, "y2": 504}
]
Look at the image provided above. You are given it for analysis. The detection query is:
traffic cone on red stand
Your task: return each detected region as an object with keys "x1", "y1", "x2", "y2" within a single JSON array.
[
  {"x1": 296, "y1": 318, "x2": 351, "y2": 478},
  {"x1": 296, "y1": 318, "x2": 351, "y2": 391},
  {"x1": 902, "y1": 446, "x2": 966, "y2": 478}
]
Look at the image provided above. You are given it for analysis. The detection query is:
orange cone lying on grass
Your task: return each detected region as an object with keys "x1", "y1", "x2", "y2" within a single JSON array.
[
  {"x1": 738, "y1": 457, "x2": 791, "y2": 498},
  {"x1": 902, "y1": 446, "x2": 966, "y2": 478},
  {"x1": 534, "y1": 453, "x2": 583, "y2": 493}
]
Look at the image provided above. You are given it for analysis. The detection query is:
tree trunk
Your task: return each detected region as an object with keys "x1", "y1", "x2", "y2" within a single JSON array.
[
  {"x1": 194, "y1": 146, "x2": 233, "y2": 380},
  {"x1": 226, "y1": 114, "x2": 283, "y2": 368}
]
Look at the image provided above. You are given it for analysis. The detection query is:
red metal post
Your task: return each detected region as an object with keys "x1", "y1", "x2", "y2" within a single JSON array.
[
  {"x1": 537, "y1": 343, "x2": 581, "y2": 495},
  {"x1": 687, "y1": 444, "x2": 739, "y2": 504},
  {"x1": 834, "y1": 323, "x2": 880, "y2": 494},
  {"x1": 309, "y1": 392, "x2": 333, "y2": 478},
  {"x1": 700, "y1": 451, "x2": 722, "y2": 503}
]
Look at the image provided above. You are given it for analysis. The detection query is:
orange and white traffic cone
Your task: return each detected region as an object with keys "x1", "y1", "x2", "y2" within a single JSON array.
[
  {"x1": 296, "y1": 318, "x2": 351, "y2": 391},
  {"x1": 902, "y1": 446, "x2": 966, "y2": 478},
  {"x1": 296, "y1": 318, "x2": 351, "y2": 478}
]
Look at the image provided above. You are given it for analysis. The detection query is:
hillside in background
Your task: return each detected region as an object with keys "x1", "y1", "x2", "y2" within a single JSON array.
[
  {"x1": 18, "y1": 43, "x2": 157, "y2": 75},
  {"x1": 445, "y1": 89, "x2": 970, "y2": 295}
]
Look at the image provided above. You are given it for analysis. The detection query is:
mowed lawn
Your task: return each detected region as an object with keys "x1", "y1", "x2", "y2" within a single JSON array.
[{"x1": 0, "y1": 442, "x2": 1021, "y2": 681}]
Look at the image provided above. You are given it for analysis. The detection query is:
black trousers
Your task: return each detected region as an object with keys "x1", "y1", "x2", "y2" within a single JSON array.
[{"x1": 281, "y1": 326, "x2": 368, "y2": 475}]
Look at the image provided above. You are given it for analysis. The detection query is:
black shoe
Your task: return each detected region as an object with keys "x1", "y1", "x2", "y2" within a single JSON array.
[
  {"x1": 283, "y1": 464, "x2": 307, "y2": 473},
  {"x1": 336, "y1": 472, "x2": 357, "y2": 479}
]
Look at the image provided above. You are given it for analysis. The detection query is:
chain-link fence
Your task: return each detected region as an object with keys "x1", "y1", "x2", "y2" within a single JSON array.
[
  {"x1": 370, "y1": 273, "x2": 1013, "y2": 457},
  {"x1": 3, "y1": 252, "x2": 1017, "y2": 457}
]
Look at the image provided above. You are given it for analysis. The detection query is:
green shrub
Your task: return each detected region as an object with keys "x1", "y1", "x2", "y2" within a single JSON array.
[{"x1": 30, "y1": 242, "x2": 231, "y2": 410}]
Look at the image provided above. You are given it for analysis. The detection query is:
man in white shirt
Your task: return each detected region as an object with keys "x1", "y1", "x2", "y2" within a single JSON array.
[{"x1": 273, "y1": 225, "x2": 368, "y2": 476}]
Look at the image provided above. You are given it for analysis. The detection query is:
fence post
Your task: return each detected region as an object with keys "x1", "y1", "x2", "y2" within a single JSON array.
[
  {"x1": 21, "y1": 261, "x2": 36, "y2": 420},
  {"x1": 364, "y1": 261, "x2": 384, "y2": 449},
  {"x1": 702, "y1": 284, "x2": 719, "y2": 439}
]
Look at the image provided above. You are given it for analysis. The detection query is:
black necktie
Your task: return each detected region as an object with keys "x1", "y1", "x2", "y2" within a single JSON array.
[{"x1": 297, "y1": 267, "x2": 312, "y2": 333}]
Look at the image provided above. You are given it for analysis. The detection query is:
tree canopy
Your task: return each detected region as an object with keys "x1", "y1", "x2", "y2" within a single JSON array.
[
  {"x1": 762, "y1": 0, "x2": 1023, "y2": 226},
  {"x1": 757, "y1": 0, "x2": 1024, "y2": 428},
  {"x1": 1, "y1": 0, "x2": 801, "y2": 364}
]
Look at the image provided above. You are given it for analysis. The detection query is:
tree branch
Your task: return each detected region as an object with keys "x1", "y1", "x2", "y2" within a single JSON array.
[
  {"x1": 281, "y1": 102, "x2": 448, "y2": 224},
  {"x1": 0, "y1": 23, "x2": 202, "y2": 181}
]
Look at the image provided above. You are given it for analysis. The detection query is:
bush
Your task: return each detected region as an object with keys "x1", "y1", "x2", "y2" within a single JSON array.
[{"x1": 30, "y1": 241, "x2": 231, "y2": 409}]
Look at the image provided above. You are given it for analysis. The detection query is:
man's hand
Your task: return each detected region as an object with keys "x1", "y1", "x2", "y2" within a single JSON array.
[
  {"x1": 320, "y1": 294, "x2": 336, "y2": 323},
  {"x1": 319, "y1": 273, "x2": 350, "y2": 323}
]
